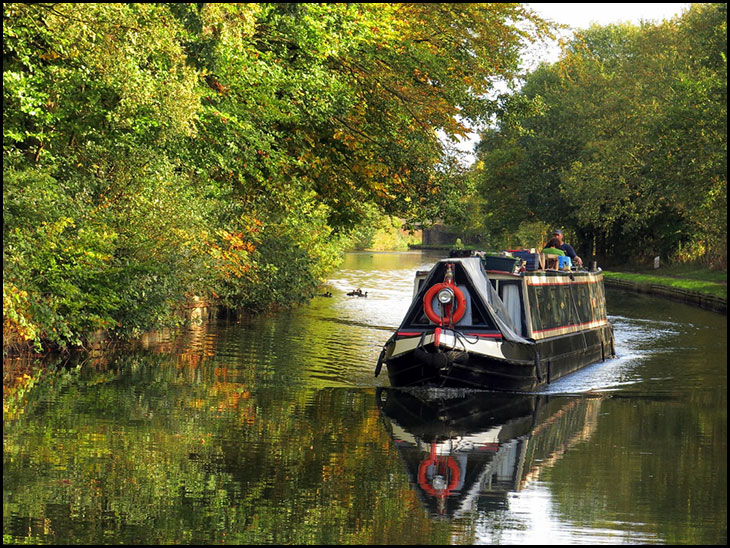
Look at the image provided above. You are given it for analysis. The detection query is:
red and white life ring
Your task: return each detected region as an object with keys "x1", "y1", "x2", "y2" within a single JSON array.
[
  {"x1": 423, "y1": 282, "x2": 467, "y2": 326},
  {"x1": 417, "y1": 444, "x2": 461, "y2": 497}
]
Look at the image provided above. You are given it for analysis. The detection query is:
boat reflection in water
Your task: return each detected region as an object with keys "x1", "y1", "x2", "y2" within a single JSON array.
[{"x1": 376, "y1": 388, "x2": 603, "y2": 518}]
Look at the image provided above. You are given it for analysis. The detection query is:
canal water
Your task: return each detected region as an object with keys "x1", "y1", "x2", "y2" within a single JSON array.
[{"x1": 3, "y1": 251, "x2": 727, "y2": 545}]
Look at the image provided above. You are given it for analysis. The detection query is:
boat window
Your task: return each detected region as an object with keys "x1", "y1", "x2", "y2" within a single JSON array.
[
  {"x1": 595, "y1": 282, "x2": 607, "y2": 321},
  {"x1": 528, "y1": 276, "x2": 608, "y2": 334},
  {"x1": 527, "y1": 284, "x2": 566, "y2": 331},
  {"x1": 468, "y1": 294, "x2": 491, "y2": 326},
  {"x1": 573, "y1": 284, "x2": 592, "y2": 324},
  {"x1": 499, "y1": 282, "x2": 524, "y2": 336}
]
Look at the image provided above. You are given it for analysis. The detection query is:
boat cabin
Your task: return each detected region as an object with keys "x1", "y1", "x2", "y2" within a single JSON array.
[{"x1": 408, "y1": 255, "x2": 609, "y2": 342}]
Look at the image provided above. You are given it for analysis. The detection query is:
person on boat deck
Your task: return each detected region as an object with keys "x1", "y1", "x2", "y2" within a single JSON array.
[
  {"x1": 542, "y1": 237, "x2": 570, "y2": 269},
  {"x1": 542, "y1": 236, "x2": 565, "y2": 257},
  {"x1": 542, "y1": 237, "x2": 566, "y2": 256},
  {"x1": 552, "y1": 229, "x2": 583, "y2": 267}
]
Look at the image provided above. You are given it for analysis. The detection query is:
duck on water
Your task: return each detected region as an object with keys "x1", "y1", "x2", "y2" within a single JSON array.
[{"x1": 375, "y1": 250, "x2": 615, "y2": 391}]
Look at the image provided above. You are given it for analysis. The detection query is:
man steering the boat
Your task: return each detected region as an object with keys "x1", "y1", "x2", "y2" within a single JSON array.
[{"x1": 553, "y1": 229, "x2": 583, "y2": 267}]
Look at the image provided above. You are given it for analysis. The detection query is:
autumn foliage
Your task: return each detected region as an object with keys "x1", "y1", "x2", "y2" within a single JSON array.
[{"x1": 3, "y1": 3, "x2": 549, "y2": 351}]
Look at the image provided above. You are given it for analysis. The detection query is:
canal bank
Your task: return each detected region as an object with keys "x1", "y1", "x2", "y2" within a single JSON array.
[{"x1": 603, "y1": 272, "x2": 727, "y2": 314}]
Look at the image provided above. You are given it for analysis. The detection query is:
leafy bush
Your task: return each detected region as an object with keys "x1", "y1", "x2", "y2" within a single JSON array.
[{"x1": 3, "y1": 3, "x2": 550, "y2": 351}]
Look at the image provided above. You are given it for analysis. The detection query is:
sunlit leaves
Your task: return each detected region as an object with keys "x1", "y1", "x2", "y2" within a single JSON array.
[
  {"x1": 476, "y1": 4, "x2": 726, "y2": 265},
  {"x1": 3, "y1": 3, "x2": 552, "y2": 349}
]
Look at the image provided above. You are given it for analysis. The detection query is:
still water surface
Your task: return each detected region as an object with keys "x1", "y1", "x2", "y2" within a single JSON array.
[{"x1": 3, "y1": 251, "x2": 727, "y2": 544}]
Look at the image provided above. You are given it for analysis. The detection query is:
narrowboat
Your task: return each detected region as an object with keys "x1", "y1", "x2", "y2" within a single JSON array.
[{"x1": 374, "y1": 252, "x2": 615, "y2": 391}]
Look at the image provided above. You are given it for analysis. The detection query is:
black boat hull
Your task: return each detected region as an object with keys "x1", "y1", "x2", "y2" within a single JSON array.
[{"x1": 385, "y1": 324, "x2": 615, "y2": 391}]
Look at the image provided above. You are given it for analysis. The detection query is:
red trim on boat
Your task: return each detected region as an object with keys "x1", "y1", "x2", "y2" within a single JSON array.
[
  {"x1": 434, "y1": 327, "x2": 441, "y2": 346},
  {"x1": 526, "y1": 278, "x2": 600, "y2": 286},
  {"x1": 396, "y1": 331, "x2": 502, "y2": 339},
  {"x1": 532, "y1": 319, "x2": 608, "y2": 334}
]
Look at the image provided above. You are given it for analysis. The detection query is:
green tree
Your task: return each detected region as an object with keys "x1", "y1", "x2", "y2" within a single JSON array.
[
  {"x1": 3, "y1": 3, "x2": 551, "y2": 351},
  {"x1": 475, "y1": 4, "x2": 726, "y2": 266},
  {"x1": 3, "y1": 3, "x2": 211, "y2": 349}
]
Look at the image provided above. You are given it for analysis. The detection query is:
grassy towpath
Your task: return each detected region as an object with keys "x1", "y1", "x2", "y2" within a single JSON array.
[
  {"x1": 602, "y1": 265, "x2": 726, "y2": 313},
  {"x1": 603, "y1": 266, "x2": 726, "y2": 298}
]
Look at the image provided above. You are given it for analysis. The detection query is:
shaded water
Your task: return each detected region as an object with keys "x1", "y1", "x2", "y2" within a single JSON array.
[{"x1": 3, "y1": 251, "x2": 727, "y2": 545}]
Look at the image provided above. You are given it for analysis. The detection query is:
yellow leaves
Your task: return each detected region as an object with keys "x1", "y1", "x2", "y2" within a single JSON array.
[
  {"x1": 3, "y1": 281, "x2": 39, "y2": 345},
  {"x1": 354, "y1": 160, "x2": 389, "y2": 179},
  {"x1": 207, "y1": 228, "x2": 260, "y2": 280},
  {"x1": 39, "y1": 50, "x2": 61, "y2": 61},
  {"x1": 221, "y1": 231, "x2": 256, "y2": 253}
]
